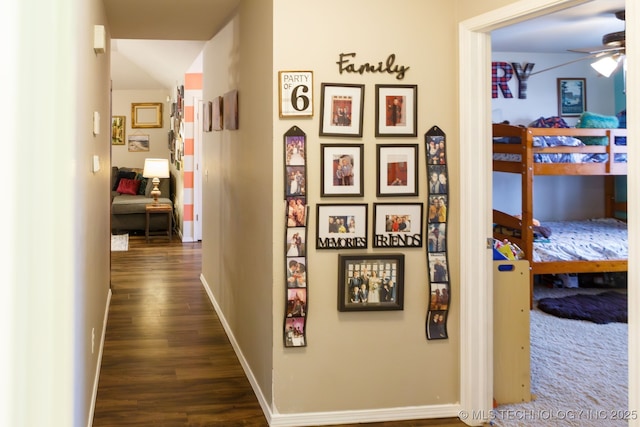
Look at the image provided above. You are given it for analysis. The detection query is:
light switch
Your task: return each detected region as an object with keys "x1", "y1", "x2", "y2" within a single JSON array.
[
  {"x1": 93, "y1": 155, "x2": 100, "y2": 172},
  {"x1": 93, "y1": 111, "x2": 100, "y2": 135},
  {"x1": 94, "y1": 25, "x2": 106, "y2": 54}
]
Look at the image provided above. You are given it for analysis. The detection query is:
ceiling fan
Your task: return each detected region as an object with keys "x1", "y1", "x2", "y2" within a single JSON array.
[{"x1": 570, "y1": 10, "x2": 625, "y2": 77}]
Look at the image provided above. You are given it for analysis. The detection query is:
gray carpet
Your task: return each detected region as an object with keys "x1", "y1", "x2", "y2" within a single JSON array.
[{"x1": 493, "y1": 286, "x2": 628, "y2": 427}]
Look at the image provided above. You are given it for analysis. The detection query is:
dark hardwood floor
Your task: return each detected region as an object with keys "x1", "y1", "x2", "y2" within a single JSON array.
[{"x1": 94, "y1": 236, "x2": 467, "y2": 427}]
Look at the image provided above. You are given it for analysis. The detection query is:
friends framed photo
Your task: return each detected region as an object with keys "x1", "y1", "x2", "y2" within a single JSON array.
[
  {"x1": 372, "y1": 203, "x2": 423, "y2": 248},
  {"x1": 338, "y1": 254, "x2": 404, "y2": 312},
  {"x1": 319, "y1": 83, "x2": 365, "y2": 137}
]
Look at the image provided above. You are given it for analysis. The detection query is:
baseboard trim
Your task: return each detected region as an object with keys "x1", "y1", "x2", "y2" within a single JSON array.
[
  {"x1": 87, "y1": 288, "x2": 112, "y2": 427},
  {"x1": 200, "y1": 274, "x2": 462, "y2": 426}
]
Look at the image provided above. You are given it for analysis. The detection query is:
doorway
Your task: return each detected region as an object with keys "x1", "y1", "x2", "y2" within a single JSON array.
[{"x1": 458, "y1": 0, "x2": 638, "y2": 423}]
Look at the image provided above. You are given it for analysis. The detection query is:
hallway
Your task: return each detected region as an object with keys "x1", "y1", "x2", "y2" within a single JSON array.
[{"x1": 93, "y1": 237, "x2": 466, "y2": 426}]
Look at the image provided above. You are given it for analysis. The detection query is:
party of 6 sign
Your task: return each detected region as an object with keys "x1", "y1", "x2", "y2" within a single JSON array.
[{"x1": 279, "y1": 71, "x2": 314, "y2": 118}]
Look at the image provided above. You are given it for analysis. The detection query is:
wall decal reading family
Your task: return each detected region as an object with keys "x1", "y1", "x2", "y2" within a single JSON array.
[{"x1": 336, "y1": 53, "x2": 410, "y2": 80}]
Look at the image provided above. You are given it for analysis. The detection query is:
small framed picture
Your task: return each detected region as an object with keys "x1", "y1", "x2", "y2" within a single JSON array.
[
  {"x1": 427, "y1": 223, "x2": 447, "y2": 252},
  {"x1": 375, "y1": 84, "x2": 417, "y2": 137},
  {"x1": 131, "y1": 103, "x2": 163, "y2": 128},
  {"x1": 224, "y1": 89, "x2": 238, "y2": 130},
  {"x1": 279, "y1": 71, "x2": 313, "y2": 118},
  {"x1": 427, "y1": 194, "x2": 448, "y2": 223},
  {"x1": 203, "y1": 101, "x2": 212, "y2": 132},
  {"x1": 428, "y1": 252, "x2": 449, "y2": 283},
  {"x1": 338, "y1": 254, "x2": 404, "y2": 312},
  {"x1": 321, "y1": 144, "x2": 364, "y2": 197},
  {"x1": 212, "y1": 96, "x2": 223, "y2": 131},
  {"x1": 376, "y1": 144, "x2": 418, "y2": 197},
  {"x1": 285, "y1": 134, "x2": 306, "y2": 167},
  {"x1": 429, "y1": 282, "x2": 449, "y2": 311},
  {"x1": 285, "y1": 166, "x2": 306, "y2": 197},
  {"x1": 286, "y1": 227, "x2": 306, "y2": 257},
  {"x1": 286, "y1": 196, "x2": 307, "y2": 227},
  {"x1": 286, "y1": 256, "x2": 307, "y2": 288},
  {"x1": 316, "y1": 204, "x2": 368, "y2": 250},
  {"x1": 319, "y1": 83, "x2": 365, "y2": 137},
  {"x1": 127, "y1": 134, "x2": 150, "y2": 152},
  {"x1": 284, "y1": 316, "x2": 306, "y2": 347},
  {"x1": 557, "y1": 77, "x2": 586, "y2": 117},
  {"x1": 111, "y1": 116, "x2": 126, "y2": 145},
  {"x1": 373, "y1": 203, "x2": 423, "y2": 248}
]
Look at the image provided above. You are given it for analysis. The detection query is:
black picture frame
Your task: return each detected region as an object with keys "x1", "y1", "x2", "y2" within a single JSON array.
[
  {"x1": 319, "y1": 83, "x2": 365, "y2": 137},
  {"x1": 338, "y1": 254, "x2": 404, "y2": 312},
  {"x1": 321, "y1": 144, "x2": 364, "y2": 197},
  {"x1": 376, "y1": 144, "x2": 419, "y2": 197},
  {"x1": 375, "y1": 84, "x2": 417, "y2": 137},
  {"x1": 316, "y1": 204, "x2": 368, "y2": 250},
  {"x1": 557, "y1": 77, "x2": 586, "y2": 117},
  {"x1": 372, "y1": 203, "x2": 423, "y2": 248}
]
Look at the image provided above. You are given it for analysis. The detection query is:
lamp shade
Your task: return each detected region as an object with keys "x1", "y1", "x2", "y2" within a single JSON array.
[
  {"x1": 590, "y1": 54, "x2": 622, "y2": 78},
  {"x1": 143, "y1": 158, "x2": 170, "y2": 178}
]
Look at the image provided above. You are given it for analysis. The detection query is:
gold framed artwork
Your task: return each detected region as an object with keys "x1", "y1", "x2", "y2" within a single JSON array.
[
  {"x1": 111, "y1": 115, "x2": 125, "y2": 145},
  {"x1": 131, "y1": 102, "x2": 163, "y2": 128}
]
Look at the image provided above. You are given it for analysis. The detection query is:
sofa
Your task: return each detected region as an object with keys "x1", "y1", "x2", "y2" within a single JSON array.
[{"x1": 111, "y1": 166, "x2": 173, "y2": 233}]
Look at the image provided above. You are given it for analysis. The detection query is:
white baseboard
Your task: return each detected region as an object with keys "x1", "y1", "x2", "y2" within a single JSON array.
[
  {"x1": 87, "y1": 288, "x2": 112, "y2": 427},
  {"x1": 199, "y1": 275, "x2": 462, "y2": 426}
]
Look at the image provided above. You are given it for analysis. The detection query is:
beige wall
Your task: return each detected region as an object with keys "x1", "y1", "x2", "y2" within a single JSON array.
[
  {"x1": 111, "y1": 89, "x2": 172, "y2": 169},
  {"x1": 2, "y1": 0, "x2": 112, "y2": 425},
  {"x1": 201, "y1": 0, "x2": 276, "y2": 406}
]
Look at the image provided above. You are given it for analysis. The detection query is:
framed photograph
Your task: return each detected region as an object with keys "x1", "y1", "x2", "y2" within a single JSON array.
[
  {"x1": 111, "y1": 115, "x2": 125, "y2": 145},
  {"x1": 338, "y1": 254, "x2": 404, "y2": 312},
  {"x1": 427, "y1": 194, "x2": 448, "y2": 223},
  {"x1": 316, "y1": 204, "x2": 368, "y2": 250},
  {"x1": 285, "y1": 166, "x2": 306, "y2": 197},
  {"x1": 203, "y1": 101, "x2": 212, "y2": 132},
  {"x1": 224, "y1": 89, "x2": 238, "y2": 130},
  {"x1": 373, "y1": 203, "x2": 423, "y2": 248},
  {"x1": 212, "y1": 96, "x2": 223, "y2": 131},
  {"x1": 375, "y1": 84, "x2": 417, "y2": 137},
  {"x1": 286, "y1": 196, "x2": 307, "y2": 227},
  {"x1": 285, "y1": 134, "x2": 306, "y2": 167},
  {"x1": 131, "y1": 103, "x2": 163, "y2": 128},
  {"x1": 376, "y1": 144, "x2": 418, "y2": 197},
  {"x1": 279, "y1": 71, "x2": 313, "y2": 118},
  {"x1": 321, "y1": 144, "x2": 364, "y2": 197},
  {"x1": 286, "y1": 227, "x2": 306, "y2": 257},
  {"x1": 319, "y1": 83, "x2": 364, "y2": 137},
  {"x1": 557, "y1": 78, "x2": 586, "y2": 117},
  {"x1": 284, "y1": 317, "x2": 306, "y2": 347},
  {"x1": 427, "y1": 222, "x2": 447, "y2": 252},
  {"x1": 127, "y1": 134, "x2": 149, "y2": 152},
  {"x1": 286, "y1": 257, "x2": 307, "y2": 288}
]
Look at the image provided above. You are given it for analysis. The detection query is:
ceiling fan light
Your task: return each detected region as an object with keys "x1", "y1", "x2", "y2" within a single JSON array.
[{"x1": 590, "y1": 55, "x2": 621, "y2": 78}]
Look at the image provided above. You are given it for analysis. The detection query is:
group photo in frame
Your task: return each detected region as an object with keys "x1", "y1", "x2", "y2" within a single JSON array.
[
  {"x1": 316, "y1": 204, "x2": 368, "y2": 250},
  {"x1": 338, "y1": 254, "x2": 404, "y2": 312},
  {"x1": 372, "y1": 203, "x2": 423, "y2": 248},
  {"x1": 321, "y1": 144, "x2": 364, "y2": 197},
  {"x1": 376, "y1": 144, "x2": 418, "y2": 197},
  {"x1": 557, "y1": 77, "x2": 586, "y2": 117},
  {"x1": 279, "y1": 70, "x2": 314, "y2": 118},
  {"x1": 375, "y1": 84, "x2": 417, "y2": 137},
  {"x1": 319, "y1": 83, "x2": 364, "y2": 137}
]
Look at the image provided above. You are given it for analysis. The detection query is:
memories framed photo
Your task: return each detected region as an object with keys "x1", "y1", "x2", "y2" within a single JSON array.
[{"x1": 316, "y1": 204, "x2": 368, "y2": 250}]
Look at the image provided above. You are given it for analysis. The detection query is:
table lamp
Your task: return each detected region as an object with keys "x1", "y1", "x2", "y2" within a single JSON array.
[{"x1": 143, "y1": 158, "x2": 170, "y2": 204}]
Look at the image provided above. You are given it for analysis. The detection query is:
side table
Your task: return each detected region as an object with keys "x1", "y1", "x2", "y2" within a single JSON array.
[{"x1": 145, "y1": 203, "x2": 173, "y2": 242}]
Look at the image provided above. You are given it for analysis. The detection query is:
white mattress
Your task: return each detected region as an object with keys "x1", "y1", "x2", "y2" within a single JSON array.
[{"x1": 533, "y1": 218, "x2": 627, "y2": 262}]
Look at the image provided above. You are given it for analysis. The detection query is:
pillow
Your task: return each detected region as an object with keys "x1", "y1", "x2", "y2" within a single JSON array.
[
  {"x1": 576, "y1": 111, "x2": 619, "y2": 145},
  {"x1": 116, "y1": 178, "x2": 141, "y2": 195},
  {"x1": 112, "y1": 170, "x2": 136, "y2": 191},
  {"x1": 135, "y1": 173, "x2": 148, "y2": 196},
  {"x1": 528, "y1": 116, "x2": 570, "y2": 128}
]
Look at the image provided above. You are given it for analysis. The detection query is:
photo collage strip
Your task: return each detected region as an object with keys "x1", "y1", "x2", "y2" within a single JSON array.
[
  {"x1": 425, "y1": 126, "x2": 449, "y2": 340},
  {"x1": 284, "y1": 126, "x2": 308, "y2": 347}
]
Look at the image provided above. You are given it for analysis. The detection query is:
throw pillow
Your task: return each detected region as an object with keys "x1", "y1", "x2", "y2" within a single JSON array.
[
  {"x1": 576, "y1": 111, "x2": 619, "y2": 145},
  {"x1": 112, "y1": 170, "x2": 137, "y2": 191},
  {"x1": 116, "y1": 178, "x2": 141, "y2": 195},
  {"x1": 135, "y1": 173, "x2": 148, "y2": 195}
]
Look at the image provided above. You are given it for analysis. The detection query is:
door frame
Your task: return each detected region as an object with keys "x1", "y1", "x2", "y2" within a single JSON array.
[{"x1": 458, "y1": 0, "x2": 638, "y2": 424}]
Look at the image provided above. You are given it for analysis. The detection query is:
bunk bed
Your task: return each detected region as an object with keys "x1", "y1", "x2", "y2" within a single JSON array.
[{"x1": 492, "y1": 122, "x2": 628, "y2": 304}]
